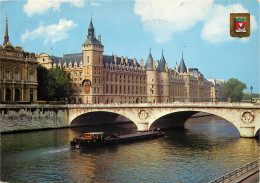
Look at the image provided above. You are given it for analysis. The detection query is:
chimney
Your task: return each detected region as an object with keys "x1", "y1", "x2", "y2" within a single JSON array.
[
  {"x1": 121, "y1": 56, "x2": 124, "y2": 64},
  {"x1": 133, "y1": 58, "x2": 137, "y2": 66},
  {"x1": 98, "y1": 35, "x2": 101, "y2": 43},
  {"x1": 153, "y1": 61, "x2": 156, "y2": 70},
  {"x1": 140, "y1": 60, "x2": 143, "y2": 67},
  {"x1": 125, "y1": 57, "x2": 128, "y2": 65},
  {"x1": 114, "y1": 55, "x2": 117, "y2": 63}
]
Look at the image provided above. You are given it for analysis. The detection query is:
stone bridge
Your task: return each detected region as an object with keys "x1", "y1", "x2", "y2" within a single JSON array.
[
  {"x1": 0, "y1": 103, "x2": 259, "y2": 138},
  {"x1": 68, "y1": 102, "x2": 260, "y2": 138}
]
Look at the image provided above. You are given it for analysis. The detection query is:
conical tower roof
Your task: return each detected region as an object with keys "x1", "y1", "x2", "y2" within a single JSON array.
[
  {"x1": 144, "y1": 49, "x2": 154, "y2": 71},
  {"x1": 88, "y1": 17, "x2": 94, "y2": 38},
  {"x1": 88, "y1": 17, "x2": 94, "y2": 30},
  {"x1": 157, "y1": 50, "x2": 166, "y2": 72},
  {"x1": 178, "y1": 53, "x2": 187, "y2": 73},
  {"x1": 3, "y1": 17, "x2": 9, "y2": 46},
  {"x1": 83, "y1": 17, "x2": 103, "y2": 47}
]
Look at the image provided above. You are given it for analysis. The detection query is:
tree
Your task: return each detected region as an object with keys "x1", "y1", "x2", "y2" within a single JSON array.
[
  {"x1": 37, "y1": 66, "x2": 71, "y2": 101},
  {"x1": 37, "y1": 65, "x2": 48, "y2": 101},
  {"x1": 243, "y1": 92, "x2": 260, "y2": 101},
  {"x1": 224, "y1": 78, "x2": 247, "y2": 102}
]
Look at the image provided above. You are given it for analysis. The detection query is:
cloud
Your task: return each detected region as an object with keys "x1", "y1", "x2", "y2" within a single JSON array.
[
  {"x1": 91, "y1": 2, "x2": 100, "y2": 7},
  {"x1": 134, "y1": 0, "x2": 214, "y2": 43},
  {"x1": 134, "y1": 0, "x2": 258, "y2": 43},
  {"x1": 21, "y1": 19, "x2": 77, "y2": 44},
  {"x1": 201, "y1": 4, "x2": 258, "y2": 43},
  {"x1": 24, "y1": 0, "x2": 84, "y2": 17}
]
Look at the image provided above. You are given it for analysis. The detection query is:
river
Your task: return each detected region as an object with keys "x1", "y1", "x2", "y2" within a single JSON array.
[{"x1": 1, "y1": 115, "x2": 259, "y2": 182}]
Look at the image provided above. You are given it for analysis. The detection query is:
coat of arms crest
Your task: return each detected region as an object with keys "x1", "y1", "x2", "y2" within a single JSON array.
[{"x1": 235, "y1": 17, "x2": 246, "y2": 33}]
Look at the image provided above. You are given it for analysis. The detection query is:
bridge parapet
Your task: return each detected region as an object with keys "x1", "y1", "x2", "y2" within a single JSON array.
[{"x1": 67, "y1": 102, "x2": 259, "y2": 108}]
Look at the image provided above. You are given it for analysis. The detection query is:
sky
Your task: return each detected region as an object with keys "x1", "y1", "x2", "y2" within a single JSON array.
[{"x1": 1, "y1": 0, "x2": 259, "y2": 93}]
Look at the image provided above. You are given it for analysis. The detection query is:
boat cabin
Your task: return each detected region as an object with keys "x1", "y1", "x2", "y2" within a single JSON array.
[{"x1": 82, "y1": 132, "x2": 105, "y2": 140}]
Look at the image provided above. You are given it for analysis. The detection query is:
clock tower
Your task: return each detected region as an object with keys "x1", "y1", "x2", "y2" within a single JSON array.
[{"x1": 82, "y1": 18, "x2": 104, "y2": 104}]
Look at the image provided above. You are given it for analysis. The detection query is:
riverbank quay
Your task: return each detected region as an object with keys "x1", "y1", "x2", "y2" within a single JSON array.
[
  {"x1": 210, "y1": 159, "x2": 259, "y2": 183},
  {"x1": 0, "y1": 104, "x2": 68, "y2": 133}
]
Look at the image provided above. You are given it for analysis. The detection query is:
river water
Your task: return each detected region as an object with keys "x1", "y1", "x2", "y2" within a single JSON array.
[{"x1": 1, "y1": 116, "x2": 259, "y2": 183}]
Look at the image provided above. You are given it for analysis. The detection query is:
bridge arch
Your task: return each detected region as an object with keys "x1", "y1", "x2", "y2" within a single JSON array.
[
  {"x1": 147, "y1": 108, "x2": 242, "y2": 136},
  {"x1": 68, "y1": 108, "x2": 139, "y2": 129},
  {"x1": 255, "y1": 129, "x2": 259, "y2": 137}
]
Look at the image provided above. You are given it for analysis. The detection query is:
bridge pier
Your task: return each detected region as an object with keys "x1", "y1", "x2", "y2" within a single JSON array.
[
  {"x1": 137, "y1": 122, "x2": 149, "y2": 132},
  {"x1": 239, "y1": 126, "x2": 256, "y2": 138}
]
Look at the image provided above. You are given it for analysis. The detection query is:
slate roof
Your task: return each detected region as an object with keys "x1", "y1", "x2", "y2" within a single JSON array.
[
  {"x1": 103, "y1": 55, "x2": 140, "y2": 67},
  {"x1": 82, "y1": 18, "x2": 103, "y2": 47},
  {"x1": 178, "y1": 54, "x2": 187, "y2": 73},
  {"x1": 63, "y1": 53, "x2": 83, "y2": 63},
  {"x1": 50, "y1": 55, "x2": 62, "y2": 64},
  {"x1": 51, "y1": 53, "x2": 140, "y2": 67},
  {"x1": 157, "y1": 51, "x2": 166, "y2": 72},
  {"x1": 82, "y1": 37, "x2": 103, "y2": 47},
  {"x1": 189, "y1": 68, "x2": 201, "y2": 77},
  {"x1": 144, "y1": 52, "x2": 154, "y2": 71},
  {"x1": 88, "y1": 18, "x2": 94, "y2": 30},
  {"x1": 51, "y1": 54, "x2": 81, "y2": 65}
]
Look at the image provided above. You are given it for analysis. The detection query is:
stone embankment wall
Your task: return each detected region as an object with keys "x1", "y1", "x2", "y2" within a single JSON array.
[{"x1": 0, "y1": 105, "x2": 69, "y2": 133}]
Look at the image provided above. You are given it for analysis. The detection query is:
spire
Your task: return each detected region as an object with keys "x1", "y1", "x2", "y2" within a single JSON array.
[
  {"x1": 160, "y1": 49, "x2": 166, "y2": 63},
  {"x1": 144, "y1": 48, "x2": 154, "y2": 71},
  {"x1": 178, "y1": 52, "x2": 187, "y2": 73},
  {"x1": 83, "y1": 16, "x2": 103, "y2": 47},
  {"x1": 158, "y1": 49, "x2": 166, "y2": 72},
  {"x1": 88, "y1": 17, "x2": 94, "y2": 38},
  {"x1": 3, "y1": 17, "x2": 9, "y2": 46}
]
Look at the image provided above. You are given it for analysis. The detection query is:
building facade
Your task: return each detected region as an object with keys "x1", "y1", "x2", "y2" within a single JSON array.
[
  {"x1": 0, "y1": 19, "x2": 38, "y2": 103},
  {"x1": 38, "y1": 18, "x2": 211, "y2": 104},
  {"x1": 208, "y1": 79, "x2": 226, "y2": 102}
]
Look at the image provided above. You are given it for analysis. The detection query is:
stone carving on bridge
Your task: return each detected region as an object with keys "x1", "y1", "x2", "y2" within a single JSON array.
[
  {"x1": 138, "y1": 109, "x2": 148, "y2": 120},
  {"x1": 240, "y1": 110, "x2": 254, "y2": 124}
]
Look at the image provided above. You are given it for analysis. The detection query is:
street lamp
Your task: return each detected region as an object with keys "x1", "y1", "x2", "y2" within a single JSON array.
[{"x1": 250, "y1": 85, "x2": 253, "y2": 103}]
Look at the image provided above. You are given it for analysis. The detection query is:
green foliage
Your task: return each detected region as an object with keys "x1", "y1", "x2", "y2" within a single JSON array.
[
  {"x1": 37, "y1": 65, "x2": 48, "y2": 101},
  {"x1": 37, "y1": 66, "x2": 71, "y2": 101},
  {"x1": 243, "y1": 93, "x2": 260, "y2": 100},
  {"x1": 224, "y1": 78, "x2": 247, "y2": 102}
]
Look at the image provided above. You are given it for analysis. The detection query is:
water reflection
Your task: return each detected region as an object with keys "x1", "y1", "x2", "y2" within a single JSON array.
[{"x1": 1, "y1": 115, "x2": 259, "y2": 183}]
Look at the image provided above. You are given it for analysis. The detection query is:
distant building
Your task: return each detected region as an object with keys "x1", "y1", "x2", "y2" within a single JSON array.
[
  {"x1": 208, "y1": 79, "x2": 225, "y2": 102},
  {"x1": 38, "y1": 18, "x2": 211, "y2": 104},
  {"x1": 0, "y1": 18, "x2": 38, "y2": 103}
]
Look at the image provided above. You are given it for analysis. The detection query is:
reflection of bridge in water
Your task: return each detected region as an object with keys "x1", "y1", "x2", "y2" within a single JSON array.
[{"x1": 1, "y1": 103, "x2": 259, "y2": 137}]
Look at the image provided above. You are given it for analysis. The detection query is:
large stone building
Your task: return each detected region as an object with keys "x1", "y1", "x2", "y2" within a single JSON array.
[
  {"x1": 38, "y1": 18, "x2": 211, "y2": 104},
  {"x1": 208, "y1": 79, "x2": 226, "y2": 102},
  {"x1": 0, "y1": 18, "x2": 38, "y2": 103}
]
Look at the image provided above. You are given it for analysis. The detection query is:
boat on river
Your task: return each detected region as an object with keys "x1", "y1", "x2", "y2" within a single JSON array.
[{"x1": 70, "y1": 131, "x2": 165, "y2": 148}]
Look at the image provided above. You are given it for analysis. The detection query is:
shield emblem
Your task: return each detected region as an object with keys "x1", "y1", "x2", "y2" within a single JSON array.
[{"x1": 235, "y1": 17, "x2": 246, "y2": 33}]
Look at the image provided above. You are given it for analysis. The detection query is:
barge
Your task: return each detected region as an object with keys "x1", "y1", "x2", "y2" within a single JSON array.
[{"x1": 70, "y1": 131, "x2": 165, "y2": 148}]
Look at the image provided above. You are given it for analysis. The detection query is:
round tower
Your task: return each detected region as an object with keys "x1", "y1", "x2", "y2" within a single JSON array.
[
  {"x1": 157, "y1": 50, "x2": 170, "y2": 103},
  {"x1": 144, "y1": 49, "x2": 159, "y2": 103}
]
